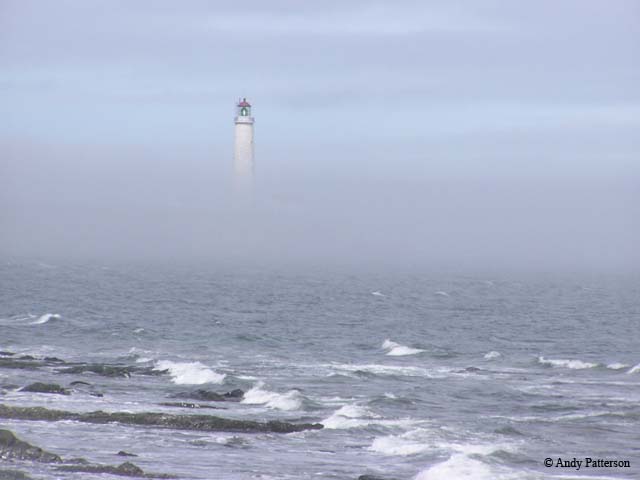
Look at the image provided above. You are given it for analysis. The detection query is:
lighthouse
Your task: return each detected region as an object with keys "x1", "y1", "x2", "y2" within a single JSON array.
[{"x1": 234, "y1": 98, "x2": 254, "y2": 186}]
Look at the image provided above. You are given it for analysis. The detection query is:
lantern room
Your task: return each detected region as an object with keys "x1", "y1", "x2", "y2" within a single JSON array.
[{"x1": 236, "y1": 98, "x2": 252, "y2": 117}]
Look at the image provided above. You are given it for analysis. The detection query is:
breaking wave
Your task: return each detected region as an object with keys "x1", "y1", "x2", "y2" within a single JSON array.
[
  {"x1": 31, "y1": 313, "x2": 61, "y2": 325},
  {"x1": 606, "y1": 362, "x2": 629, "y2": 370},
  {"x1": 382, "y1": 339, "x2": 425, "y2": 356},
  {"x1": 537, "y1": 356, "x2": 598, "y2": 370},
  {"x1": 329, "y1": 363, "x2": 431, "y2": 377},
  {"x1": 241, "y1": 382, "x2": 304, "y2": 411},
  {"x1": 323, "y1": 405, "x2": 380, "y2": 429},
  {"x1": 370, "y1": 428, "x2": 435, "y2": 456},
  {"x1": 628, "y1": 363, "x2": 640, "y2": 374},
  {"x1": 484, "y1": 351, "x2": 501, "y2": 360},
  {"x1": 414, "y1": 454, "x2": 499, "y2": 480},
  {"x1": 154, "y1": 360, "x2": 226, "y2": 385}
]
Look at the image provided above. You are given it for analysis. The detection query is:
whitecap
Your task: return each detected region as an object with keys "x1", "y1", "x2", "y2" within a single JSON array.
[
  {"x1": 371, "y1": 291, "x2": 385, "y2": 297},
  {"x1": 133, "y1": 328, "x2": 145, "y2": 333},
  {"x1": 414, "y1": 454, "x2": 496, "y2": 480},
  {"x1": 322, "y1": 405, "x2": 380, "y2": 429},
  {"x1": 329, "y1": 363, "x2": 431, "y2": 377},
  {"x1": 484, "y1": 351, "x2": 501, "y2": 360},
  {"x1": 606, "y1": 362, "x2": 629, "y2": 370},
  {"x1": 31, "y1": 313, "x2": 61, "y2": 325},
  {"x1": 370, "y1": 428, "x2": 437, "y2": 456},
  {"x1": 434, "y1": 291, "x2": 449, "y2": 297},
  {"x1": 154, "y1": 360, "x2": 225, "y2": 385},
  {"x1": 241, "y1": 382, "x2": 304, "y2": 411},
  {"x1": 537, "y1": 356, "x2": 598, "y2": 370},
  {"x1": 382, "y1": 339, "x2": 425, "y2": 356},
  {"x1": 628, "y1": 363, "x2": 640, "y2": 374}
]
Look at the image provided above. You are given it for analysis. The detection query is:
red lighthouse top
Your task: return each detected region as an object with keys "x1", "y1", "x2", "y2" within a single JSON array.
[{"x1": 237, "y1": 97, "x2": 251, "y2": 107}]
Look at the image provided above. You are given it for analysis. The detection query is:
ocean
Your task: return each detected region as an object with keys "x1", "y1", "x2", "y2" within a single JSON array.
[{"x1": 1, "y1": 260, "x2": 638, "y2": 479}]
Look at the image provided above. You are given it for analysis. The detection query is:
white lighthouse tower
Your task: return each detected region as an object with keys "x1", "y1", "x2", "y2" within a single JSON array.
[{"x1": 234, "y1": 98, "x2": 254, "y2": 189}]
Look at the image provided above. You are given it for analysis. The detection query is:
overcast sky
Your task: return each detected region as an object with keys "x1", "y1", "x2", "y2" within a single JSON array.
[{"x1": 1, "y1": 1, "x2": 638, "y2": 270}]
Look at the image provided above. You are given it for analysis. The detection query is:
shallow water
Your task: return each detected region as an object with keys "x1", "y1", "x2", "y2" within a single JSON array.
[{"x1": 1, "y1": 261, "x2": 639, "y2": 479}]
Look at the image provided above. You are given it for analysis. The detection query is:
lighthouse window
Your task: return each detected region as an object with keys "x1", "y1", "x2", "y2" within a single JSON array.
[{"x1": 241, "y1": 107, "x2": 248, "y2": 116}]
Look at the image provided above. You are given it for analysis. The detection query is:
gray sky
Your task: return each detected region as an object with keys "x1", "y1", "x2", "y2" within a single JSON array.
[{"x1": 1, "y1": 1, "x2": 638, "y2": 270}]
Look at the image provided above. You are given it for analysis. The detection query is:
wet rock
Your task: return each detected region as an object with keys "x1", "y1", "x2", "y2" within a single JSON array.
[
  {"x1": 0, "y1": 429, "x2": 62, "y2": 463},
  {"x1": 59, "y1": 364, "x2": 163, "y2": 378},
  {"x1": 21, "y1": 382, "x2": 70, "y2": 395},
  {"x1": 172, "y1": 388, "x2": 244, "y2": 402},
  {"x1": 56, "y1": 461, "x2": 175, "y2": 478},
  {"x1": 0, "y1": 355, "x2": 72, "y2": 371},
  {"x1": 0, "y1": 470, "x2": 33, "y2": 480},
  {"x1": 0, "y1": 404, "x2": 323, "y2": 434},
  {"x1": 117, "y1": 451, "x2": 138, "y2": 457},
  {"x1": 358, "y1": 476, "x2": 398, "y2": 480},
  {"x1": 0, "y1": 358, "x2": 41, "y2": 370},
  {"x1": 160, "y1": 402, "x2": 225, "y2": 410},
  {"x1": 43, "y1": 356, "x2": 65, "y2": 363}
]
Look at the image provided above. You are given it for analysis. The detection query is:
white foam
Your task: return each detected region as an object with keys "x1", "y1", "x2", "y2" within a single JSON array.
[
  {"x1": 537, "y1": 356, "x2": 598, "y2": 369},
  {"x1": 371, "y1": 291, "x2": 385, "y2": 296},
  {"x1": 322, "y1": 405, "x2": 379, "y2": 429},
  {"x1": 369, "y1": 427, "x2": 438, "y2": 456},
  {"x1": 414, "y1": 454, "x2": 496, "y2": 480},
  {"x1": 330, "y1": 363, "x2": 431, "y2": 377},
  {"x1": 31, "y1": 313, "x2": 61, "y2": 325},
  {"x1": 628, "y1": 363, "x2": 640, "y2": 374},
  {"x1": 154, "y1": 360, "x2": 225, "y2": 385},
  {"x1": 382, "y1": 339, "x2": 425, "y2": 356},
  {"x1": 241, "y1": 382, "x2": 303, "y2": 411},
  {"x1": 606, "y1": 362, "x2": 629, "y2": 370},
  {"x1": 484, "y1": 351, "x2": 501, "y2": 360},
  {"x1": 434, "y1": 291, "x2": 449, "y2": 296},
  {"x1": 133, "y1": 328, "x2": 145, "y2": 333}
]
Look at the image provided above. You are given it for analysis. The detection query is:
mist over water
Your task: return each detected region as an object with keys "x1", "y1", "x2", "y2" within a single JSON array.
[{"x1": 2, "y1": 139, "x2": 638, "y2": 271}]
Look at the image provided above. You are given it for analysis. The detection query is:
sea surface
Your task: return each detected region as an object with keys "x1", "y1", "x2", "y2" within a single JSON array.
[{"x1": 1, "y1": 260, "x2": 639, "y2": 479}]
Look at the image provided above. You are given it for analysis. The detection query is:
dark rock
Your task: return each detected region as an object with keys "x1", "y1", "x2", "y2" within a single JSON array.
[
  {"x1": 0, "y1": 429, "x2": 62, "y2": 463},
  {"x1": 0, "y1": 358, "x2": 41, "y2": 370},
  {"x1": 117, "y1": 450, "x2": 138, "y2": 457},
  {"x1": 0, "y1": 404, "x2": 323, "y2": 434},
  {"x1": 43, "y1": 356, "x2": 65, "y2": 363},
  {"x1": 17, "y1": 355, "x2": 35, "y2": 361},
  {"x1": 172, "y1": 388, "x2": 244, "y2": 402},
  {"x1": 58, "y1": 364, "x2": 134, "y2": 378},
  {"x1": 160, "y1": 402, "x2": 224, "y2": 410},
  {"x1": 58, "y1": 364, "x2": 163, "y2": 378},
  {"x1": 0, "y1": 470, "x2": 33, "y2": 480},
  {"x1": 358, "y1": 476, "x2": 398, "y2": 480},
  {"x1": 56, "y1": 461, "x2": 175, "y2": 478},
  {"x1": 21, "y1": 382, "x2": 70, "y2": 395},
  {"x1": 0, "y1": 351, "x2": 15, "y2": 357}
]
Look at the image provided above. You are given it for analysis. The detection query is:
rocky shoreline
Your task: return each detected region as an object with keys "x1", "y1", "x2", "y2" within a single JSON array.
[
  {"x1": 0, "y1": 404, "x2": 323, "y2": 434},
  {"x1": 0, "y1": 429, "x2": 175, "y2": 478}
]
